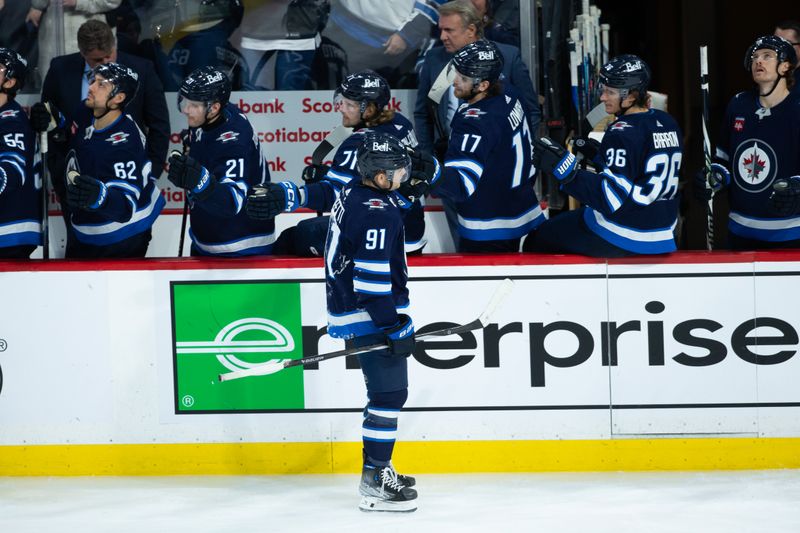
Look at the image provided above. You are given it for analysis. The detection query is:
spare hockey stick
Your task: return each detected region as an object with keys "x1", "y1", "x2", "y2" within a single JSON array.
[
  {"x1": 700, "y1": 45, "x2": 714, "y2": 250},
  {"x1": 39, "y1": 132, "x2": 49, "y2": 260},
  {"x1": 218, "y1": 277, "x2": 515, "y2": 382},
  {"x1": 311, "y1": 124, "x2": 353, "y2": 166}
]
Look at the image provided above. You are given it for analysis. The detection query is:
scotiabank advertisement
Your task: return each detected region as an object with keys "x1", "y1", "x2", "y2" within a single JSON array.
[{"x1": 0, "y1": 256, "x2": 799, "y2": 446}]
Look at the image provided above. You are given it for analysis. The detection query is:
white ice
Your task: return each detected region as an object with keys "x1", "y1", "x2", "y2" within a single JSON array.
[{"x1": 2, "y1": 471, "x2": 799, "y2": 533}]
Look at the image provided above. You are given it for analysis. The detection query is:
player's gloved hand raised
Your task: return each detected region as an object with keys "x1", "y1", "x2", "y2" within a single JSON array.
[
  {"x1": 246, "y1": 182, "x2": 302, "y2": 220},
  {"x1": 572, "y1": 137, "x2": 601, "y2": 165},
  {"x1": 408, "y1": 148, "x2": 439, "y2": 184},
  {"x1": 301, "y1": 164, "x2": 329, "y2": 184},
  {"x1": 693, "y1": 163, "x2": 729, "y2": 202},
  {"x1": 768, "y1": 176, "x2": 800, "y2": 217},
  {"x1": 30, "y1": 101, "x2": 62, "y2": 133},
  {"x1": 167, "y1": 152, "x2": 217, "y2": 201},
  {"x1": 66, "y1": 172, "x2": 107, "y2": 210},
  {"x1": 533, "y1": 137, "x2": 578, "y2": 183},
  {"x1": 382, "y1": 314, "x2": 415, "y2": 358}
]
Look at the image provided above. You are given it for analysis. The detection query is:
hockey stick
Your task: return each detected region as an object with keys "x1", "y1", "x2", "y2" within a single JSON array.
[
  {"x1": 311, "y1": 124, "x2": 352, "y2": 166},
  {"x1": 39, "y1": 132, "x2": 49, "y2": 260},
  {"x1": 700, "y1": 45, "x2": 714, "y2": 250},
  {"x1": 170, "y1": 149, "x2": 189, "y2": 257},
  {"x1": 218, "y1": 277, "x2": 515, "y2": 382}
]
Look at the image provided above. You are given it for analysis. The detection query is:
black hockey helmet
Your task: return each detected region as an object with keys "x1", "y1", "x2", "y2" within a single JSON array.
[
  {"x1": 178, "y1": 66, "x2": 232, "y2": 111},
  {"x1": 334, "y1": 70, "x2": 390, "y2": 114},
  {"x1": 744, "y1": 34, "x2": 798, "y2": 71},
  {"x1": 452, "y1": 40, "x2": 504, "y2": 83},
  {"x1": 91, "y1": 62, "x2": 139, "y2": 107},
  {"x1": 356, "y1": 131, "x2": 411, "y2": 186},
  {"x1": 0, "y1": 48, "x2": 28, "y2": 94},
  {"x1": 598, "y1": 54, "x2": 651, "y2": 96}
]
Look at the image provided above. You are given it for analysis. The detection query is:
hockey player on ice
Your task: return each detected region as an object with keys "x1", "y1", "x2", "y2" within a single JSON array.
[
  {"x1": 245, "y1": 70, "x2": 426, "y2": 255},
  {"x1": 528, "y1": 54, "x2": 683, "y2": 257},
  {"x1": 168, "y1": 66, "x2": 275, "y2": 257},
  {"x1": 695, "y1": 35, "x2": 800, "y2": 249},
  {"x1": 324, "y1": 132, "x2": 430, "y2": 513}
]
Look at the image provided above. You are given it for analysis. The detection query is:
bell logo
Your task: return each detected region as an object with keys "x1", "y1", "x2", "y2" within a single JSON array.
[
  {"x1": 478, "y1": 51, "x2": 495, "y2": 60},
  {"x1": 373, "y1": 141, "x2": 390, "y2": 151},
  {"x1": 363, "y1": 78, "x2": 381, "y2": 88},
  {"x1": 171, "y1": 282, "x2": 305, "y2": 412}
]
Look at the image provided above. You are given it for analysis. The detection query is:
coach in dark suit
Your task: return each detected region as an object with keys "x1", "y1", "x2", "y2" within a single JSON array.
[
  {"x1": 414, "y1": 0, "x2": 540, "y2": 156},
  {"x1": 41, "y1": 19, "x2": 169, "y2": 173}
]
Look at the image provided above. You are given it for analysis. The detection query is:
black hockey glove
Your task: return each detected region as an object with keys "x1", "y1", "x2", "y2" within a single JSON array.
[
  {"x1": 573, "y1": 137, "x2": 601, "y2": 164},
  {"x1": 301, "y1": 163, "x2": 329, "y2": 184},
  {"x1": 768, "y1": 176, "x2": 800, "y2": 217},
  {"x1": 67, "y1": 173, "x2": 107, "y2": 210},
  {"x1": 693, "y1": 163, "x2": 729, "y2": 202},
  {"x1": 246, "y1": 182, "x2": 301, "y2": 220},
  {"x1": 167, "y1": 153, "x2": 217, "y2": 201},
  {"x1": 409, "y1": 148, "x2": 439, "y2": 183},
  {"x1": 383, "y1": 314, "x2": 415, "y2": 358},
  {"x1": 30, "y1": 101, "x2": 63, "y2": 133},
  {"x1": 533, "y1": 137, "x2": 578, "y2": 184}
]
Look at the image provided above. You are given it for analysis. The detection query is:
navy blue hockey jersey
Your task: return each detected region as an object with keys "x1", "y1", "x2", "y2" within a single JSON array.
[
  {"x1": 563, "y1": 109, "x2": 683, "y2": 254},
  {"x1": 186, "y1": 103, "x2": 274, "y2": 256},
  {"x1": 716, "y1": 90, "x2": 800, "y2": 242},
  {"x1": 0, "y1": 100, "x2": 40, "y2": 248},
  {"x1": 436, "y1": 85, "x2": 544, "y2": 242},
  {"x1": 324, "y1": 182, "x2": 410, "y2": 340},
  {"x1": 303, "y1": 112, "x2": 425, "y2": 251},
  {"x1": 66, "y1": 110, "x2": 164, "y2": 246}
]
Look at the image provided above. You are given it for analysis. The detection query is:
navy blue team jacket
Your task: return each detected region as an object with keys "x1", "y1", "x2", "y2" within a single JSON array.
[
  {"x1": 716, "y1": 90, "x2": 800, "y2": 242},
  {"x1": 563, "y1": 108, "x2": 683, "y2": 254},
  {"x1": 324, "y1": 182, "x2": 410, "y2": 340},
  {"x1": 0, "y1": 99, "x2": 40, "y2": 248}
]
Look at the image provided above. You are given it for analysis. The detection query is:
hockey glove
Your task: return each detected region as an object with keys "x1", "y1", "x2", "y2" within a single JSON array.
[
  {"x1": 533, "y1": 137, "x2": 578, "y2": 183},
  {"x1": 167, "y1": 153, "x2": 217, "y2": 201},
  {"x1": 301, "y1": 163, "x2": 329, "y2": 184},
  {"x1": 383, "y1": 314, "x2": 415, "y2": 358},
  {"x1": 30, "y1": 101, "x2": 63, "y2": 133},
  {"x1": 572, "y1": 137, "x2": 601, "y2": 165},
  {"x1": 246, "y1": 182, "x2": 302, "y2": 220},
  {"x1": 67, "y1": 174, "x2": 107, "y2": 210},
  {"x1": 693, "y1": 163, "x2": 730, "y2": 202},
  {"x1": 408, "y1": 148, "x2": 440, "y2": 184},
  {"x1": 768, "y1": 176, "x2": 800, "y2": 217}
]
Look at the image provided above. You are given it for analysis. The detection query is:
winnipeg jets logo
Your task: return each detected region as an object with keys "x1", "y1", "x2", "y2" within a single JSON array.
[
  {"x1": 363, "y1": 198, "x2": 388, "y2": 210},
  {"x1": 217, "y1": 131, "x2": 239, "y2": 143},
  {"x1": 463, "y1": 108, "x2": 486, "y2": 118},
  {"x1": 734, "y1": 117, "x2": 745, "y2": 132},
  {"x1": 610, "y1": 121, "x2": 633, "y2": 131},
  {"x1": 0, "y1": 110, "x2": 19, "y2": 119},
  {"x1": 733, "y1": 139, "x2": 776, "y2": 192},
  {"x1": 105, "y1": 131, "x2": 130, "y2": 144}
]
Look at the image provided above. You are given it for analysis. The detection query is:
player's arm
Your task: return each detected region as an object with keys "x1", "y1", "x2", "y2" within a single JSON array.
[
  {"x1": 435, "y1": 119, "x2": 489, "y2": 203},
  {"x1": 168, "y1": 146, "x2": 248, "y2": 217},
  {"x1": 0, "y1": 124, "x2": 30, "y2": 196}
]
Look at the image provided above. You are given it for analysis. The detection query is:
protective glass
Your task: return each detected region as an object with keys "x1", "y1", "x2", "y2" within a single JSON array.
[
  {"x1": 88, "y1": 76, "x2": 115, "y2": 92},
  {"x1": 178, "y1": 94, "x2": 207, "y2": 113},
  {"x1": 386, "y1": 163, "x2": 412, "y2": 184},
  {"x1": 751, "y1": 51, "x2": 779, "y2": 62}
]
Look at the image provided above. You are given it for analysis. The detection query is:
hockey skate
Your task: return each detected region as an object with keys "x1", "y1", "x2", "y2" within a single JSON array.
[{"x1": 359, "y1": 463, "x2": 418, "y2": 513}]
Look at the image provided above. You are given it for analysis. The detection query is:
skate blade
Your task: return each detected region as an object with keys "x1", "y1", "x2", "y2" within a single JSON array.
[{"x1": 358, "y1": 496, "x2": 417, "y2": 513}]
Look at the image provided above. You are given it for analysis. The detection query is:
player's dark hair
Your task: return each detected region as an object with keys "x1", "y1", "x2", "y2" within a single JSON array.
[
  {"x1": 77, "y1": 19, "x2": 116, "y2": 55},
  {"x1": 486, "y1": 79, "x2": 504, "y2": 98},
  {"x1": 438, "y1": 1, "x2": 485, "y2": 39},
  {"x1": 775, "y1": 20, "x2": 800, "y2": 38}
]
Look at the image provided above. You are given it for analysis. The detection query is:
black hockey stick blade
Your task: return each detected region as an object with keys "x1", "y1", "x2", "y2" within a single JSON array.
[
  {"x1": 218, "y1": 278, "x2": 515, "y2": 382},
  {"x1": 311, "y1": 124, "x2": 353, "y2": 165}
]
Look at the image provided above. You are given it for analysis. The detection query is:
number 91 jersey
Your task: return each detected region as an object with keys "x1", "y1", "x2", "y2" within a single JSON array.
[{"x1": 565, "y1": 108, "x2": 683, "y2": 254}]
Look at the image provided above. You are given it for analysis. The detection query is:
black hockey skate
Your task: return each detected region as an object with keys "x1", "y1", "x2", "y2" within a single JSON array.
[{"x1": 359, "y1": 463, "x2": 418, "y2": 513}]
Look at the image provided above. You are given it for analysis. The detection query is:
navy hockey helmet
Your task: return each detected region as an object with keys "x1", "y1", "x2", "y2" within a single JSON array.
[
  {"x1": 178, "y1": 66, "x2": 232, "y2": 111},
  {"x1": 598, "y1": 54, "x2": 651, "y2": 96},
  {"x1": 91, "y1": 62, "x2": 139, "y2": 107},
  {"x1": 0, "y1": 48, "x2": 28, "y2": 94},
  {"x1": 335, "y1": 70, "x2": 390, "y2": 114},
  {"x1": 452, "y1": 40, "x2": 504, "y2": 83},
  {"x1": 356, "y1": 131, "x2": 412, "y2": 186},
  {"x1": 744, "y1": 35, "x2": 798, "y2": 71}
]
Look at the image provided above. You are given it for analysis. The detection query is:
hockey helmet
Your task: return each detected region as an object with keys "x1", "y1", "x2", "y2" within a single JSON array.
[
  {"x1": 356, "y1": 131, "x2": 412, "y2": 186},
  {"x1": 91, "y1": 62, "x2": 139, "y2": 107},
  {"x1": 452, "y1": 40, "x2": 504, "y2": 83},
  {"x1": 178, "y1": 66, "x2": 232, "y2": 111},
  {"x1": 0, "y1": 48, "x2": 28, "y2": 93},
  {"x1": 744, "y1": 35, "x2": 798, "y2": 71},
  {"x1": 598, "y1": 54, "x2": 651, "y2": 97},
  {"x1": 334, "y1": 70, "x2": 390, "y2": 114}
]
